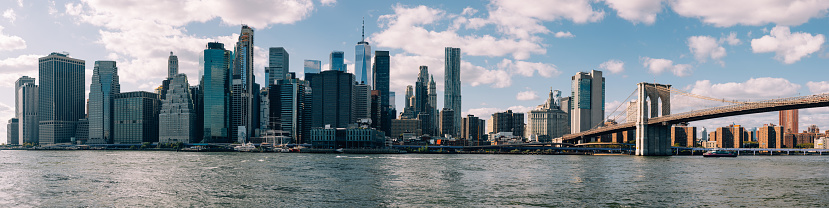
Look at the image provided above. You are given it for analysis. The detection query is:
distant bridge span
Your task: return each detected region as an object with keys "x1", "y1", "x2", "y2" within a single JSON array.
[
  {"x1": 564, "y1": 93, "x2": 829, "y2": 141},
  {"x1": 561, "y1": 82, "x2": 829, "y2": 156}
]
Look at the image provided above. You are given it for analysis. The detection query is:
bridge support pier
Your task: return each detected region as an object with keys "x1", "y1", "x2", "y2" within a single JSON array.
[
  {"x1": 635, "y1": 123, "x2": 671, "y2": 156},
  {"x1": 634, "y1": 82, "x2": 673, "y2": 156}
]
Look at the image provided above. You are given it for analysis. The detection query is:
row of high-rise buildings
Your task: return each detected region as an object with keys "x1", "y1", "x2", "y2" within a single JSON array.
[
  {"x1": 3, "y1": 24, "x2": 403, "y2": 147},
  {"x1": 390, "y1": 69, "x2": 604, "y2": 146},
  {"x1": 396, "y1": 47, "x2": 463, "y2": 139}
]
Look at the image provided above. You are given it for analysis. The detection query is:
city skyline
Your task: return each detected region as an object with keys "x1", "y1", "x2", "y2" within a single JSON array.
[{"x1": 1, "y1": 1, "x2": 829, "y2": 141}]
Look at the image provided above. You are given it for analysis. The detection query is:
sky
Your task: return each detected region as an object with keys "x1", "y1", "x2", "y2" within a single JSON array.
[{"x1": 1, "y1": 0, "x2": 829, "y2": 141}]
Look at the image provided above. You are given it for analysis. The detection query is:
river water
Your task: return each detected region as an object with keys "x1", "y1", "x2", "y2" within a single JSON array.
[{"x1": 0, "y1": 150, "x2": 826, "y2": 207}]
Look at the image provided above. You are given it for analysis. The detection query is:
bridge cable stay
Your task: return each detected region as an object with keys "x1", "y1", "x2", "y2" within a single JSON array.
[
  {"x1": 591, "y1": 89, "x2": 637, "y2": 131},
  {"x1": 651, "y1": 85, "x2": 752, "y2": 104},
  {"x1": 608, "y1": 89, "x2": 638, "y2": 124}
]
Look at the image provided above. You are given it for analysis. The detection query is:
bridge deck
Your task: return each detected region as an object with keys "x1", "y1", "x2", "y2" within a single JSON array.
[{"x1": 563, "y1": 93, "x2": 829, "y2": 141}]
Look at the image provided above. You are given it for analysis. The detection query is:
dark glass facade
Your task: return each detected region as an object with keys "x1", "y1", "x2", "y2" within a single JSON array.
[
  {"x1": 113, "y1": 91, "x2": 160, "y2": 144},
  {"x1": 373, "y1": 51, "x2": 391, "y2": 136},
  {"x1": 306, "y1": 70, "x2": 354, "y2": 128},
  {"x1": 200, "y1": 42, "x2": 232, "y2": 143}
]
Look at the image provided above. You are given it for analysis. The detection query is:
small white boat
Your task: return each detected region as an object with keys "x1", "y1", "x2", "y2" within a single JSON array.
[{"x1": 234, "y1": 142, "x2": 256, "y2": 152}]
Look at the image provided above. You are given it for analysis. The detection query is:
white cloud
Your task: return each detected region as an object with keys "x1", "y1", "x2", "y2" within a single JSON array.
[
  {"x1": 320, "y1": 0, "x2": 336, "y2": 6},
  {"x1": 554, "y1": 31, "x2": 575, "y2": 38},
  {"x1": 604, "y1": 0, "x2": 663, "y2": 25},
  {"x1": 463, "y1": 60, "x2": 511, "y2": 88},
  {"x1": 0, "y1": 26, "x2": 25, "y2": 51},
  {"x1": 688, "y1": 36, "x2": 726, "y2": 64},
  {"x1": 63, "y1": 0, "x2": 315, "y2": 89},
  {"x1": 68, "y1": 0, "x2": 313, "y2": 29},
  {"x1": 461, "y1": 7, "x2": 478, "y2": 16},
  {"x1": 640, "y1": 57, "x2": 692, "y2": 77},
  {"x1": 375, "y1": 5, "x2": 545, "y2": 60},
  {"x1": 48, "y1": 1, "x2": 58, "y2": 15},
  {"x1": 0, "y1": 54, "x2": 40, "y2": 87},
  {"x1": 599, "y1": 59, "x2": 625, "y2": 74},
  {"x1": 720, "y1": 32, "x2": 741, "y2": 45},
  {"x1": 479, "y1": 0, "x2": 604, "y2": 40},
  {"x1": 807, "y1": 81, "x2": 829, "y2": 94},
  {"x1": 670, "y1": 0, "x2": 829, "y2": 27},
  {"x1": 497, "y1": 59, "x2": 561, "y2": 77},
  {"x1": 516, "y1": 90, "x2": 538, "y2": 101},
  {"x1": 750, "y1": 26, "x2": 825, "y2": 64},
  {"x1": 376, "y1": 4, "x2": 563, "y2": 90},
  {"x1": 3, "y1": 9, "x2": 15, "y2": 23},
  {"x1": 0, "y1": 54, "x2": 38, "y2": 69}
]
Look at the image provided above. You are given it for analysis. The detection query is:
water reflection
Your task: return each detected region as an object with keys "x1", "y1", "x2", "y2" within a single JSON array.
[{"x1": 0, "y1": 151, "x2": 827, "y2": 207}]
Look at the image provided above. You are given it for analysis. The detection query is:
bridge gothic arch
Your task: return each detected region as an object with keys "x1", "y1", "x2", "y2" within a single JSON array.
[{"x1": 636, "y1": 83, "x2": 672, "y2": 156}]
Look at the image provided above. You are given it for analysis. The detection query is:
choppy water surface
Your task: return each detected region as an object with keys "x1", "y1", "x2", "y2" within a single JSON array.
[{"x1": 0, "y1": 151, "x2": 827, "y2": 207}]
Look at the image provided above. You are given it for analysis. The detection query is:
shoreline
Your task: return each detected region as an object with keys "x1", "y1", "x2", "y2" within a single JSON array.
[{"x1": 2, "y1": 148, "x2": 828, "y2": 156}]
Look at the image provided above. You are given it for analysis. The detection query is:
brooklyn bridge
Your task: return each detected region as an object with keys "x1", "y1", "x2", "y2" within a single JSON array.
[{"x1": 561, "y1": 82, "x2": 829, "y2": 156}]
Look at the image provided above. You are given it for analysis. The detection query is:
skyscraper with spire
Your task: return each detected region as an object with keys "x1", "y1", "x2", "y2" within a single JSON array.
[{"x1": 355, "y1": 17, "x2": 372, "y2": 86}]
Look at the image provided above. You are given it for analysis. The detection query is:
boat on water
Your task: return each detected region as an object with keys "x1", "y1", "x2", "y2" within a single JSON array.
[
  {"x1": 234, "y1": 142, "x2": 256, "y2": 152},
  {"x1": 703, "y1": 150, "x2": 737, "y2": 157}
]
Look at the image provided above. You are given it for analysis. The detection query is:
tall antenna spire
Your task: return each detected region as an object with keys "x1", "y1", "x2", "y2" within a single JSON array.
[{"x1": 361, "y1": 17, "x2": 365, "y2": 42}]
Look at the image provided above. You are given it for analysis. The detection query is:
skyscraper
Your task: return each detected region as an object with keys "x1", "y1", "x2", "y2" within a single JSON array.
[
  {"x1": 444, "y1": 47, "x2": 462, "y2": 137},
  {"x1": 189, "y1": 85, "x2": 203, "y2": 141},
  {"x1": 88, "y1": 61, "x2": 120, "y2": 144},
  {"x1": 15, "y1": 76, "x2": 35, "y2": 116},
  {"x1": 354, "y1": 83, "x2": 372, "y2": 121},
  {"x1": 231, "y1": 25, "x2": 257, "y2": 143},
  {"x1": 401, "y1": 85, "x2": 415, "y2": 119},
  {"x1": 373, "y1": 51, "x2": 391, "y2": 135},
  {"x1": 304, "y1": 59, "x2": 321, "y2": 75},
  {"x1": 570, "y1": 70, "x2": 604, "y2": 134},
  {"x1": 330, "y1": 51, "x2": 345, "y2": 72},
  {"x1": 779, "y1": 109, "x2": 798, "y2": 133},
  {"x1": 113, "y1": 91, "x2": 160, "y2": 144},
  {"x1": 355, "y1": 18, "x2": 372, "y2": 87},
  {"x1": 414, "y1": 66, "x2": 434, "y2": 135},
  {"x1": 17, "y1": 82, "x2": 37, "y2": 145},
  {"x1": 265, "y1": 47, "x2": 289, "y2": 86},
  {"x1": 168, "y1": 52, "x2": 178, "y2": 79},
  {"x1": 7, "y1": 118, "x2": 18, "y2": 145},
  {"x1": 38, "y1": 52, "x2": 85, "y2": 145},
  {"x1": 159, "y1": 74, "x2": 196, "y2": 143},
  {"x1": 201, "y1": 42, "x2": 232, "y2": 143},
  {"x1": 271, "y1": 74, "x2": 312, "y2": 143},
  {"x1": 307, "y1": 70, "x2": 354, "y2": 128},
  {"x1": 429, "y1": 75, "x2": 438, "y2": 136}
]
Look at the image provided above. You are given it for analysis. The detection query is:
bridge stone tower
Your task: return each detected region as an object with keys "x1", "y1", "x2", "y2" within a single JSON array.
[{"x1": 635, "y1": 83, "x2": 672, "y2": 156}]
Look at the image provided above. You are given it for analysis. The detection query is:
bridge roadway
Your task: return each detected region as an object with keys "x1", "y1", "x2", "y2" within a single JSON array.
[{"x1": 562, "y1": 93, "x2": 829, "y2": 142}]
